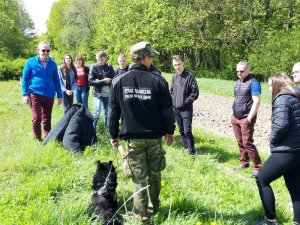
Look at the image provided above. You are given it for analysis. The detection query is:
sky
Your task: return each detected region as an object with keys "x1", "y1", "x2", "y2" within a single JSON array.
[{"x1": 22, "y1": 0, "x2": 59, "y2": 35}]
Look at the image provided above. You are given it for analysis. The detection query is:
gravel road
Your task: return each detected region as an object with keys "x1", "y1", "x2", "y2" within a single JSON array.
[{"x1": 192, "y1": 93, "x2": 272, "y2": 152}]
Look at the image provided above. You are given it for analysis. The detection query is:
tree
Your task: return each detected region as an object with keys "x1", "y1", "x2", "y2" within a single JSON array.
[{"x1": 0, "y1": 0, "x2": 34, "y2": 58}]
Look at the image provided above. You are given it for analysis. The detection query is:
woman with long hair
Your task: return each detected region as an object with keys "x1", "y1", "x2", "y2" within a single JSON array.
[
  {"x1": 58, "y1": 54, "x2": 76, "y2": 114},
  {"x1": 255, "y1": 72, "x2": 300, "y2": 225},
  {"x1": 74, "y1": 55, "x2": 90, "y2": 108}
]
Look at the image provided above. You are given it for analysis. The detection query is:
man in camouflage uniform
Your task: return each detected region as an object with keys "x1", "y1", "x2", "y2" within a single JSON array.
[{"x1": 108, "y1": 41, "x2": 175, "y2": 223}]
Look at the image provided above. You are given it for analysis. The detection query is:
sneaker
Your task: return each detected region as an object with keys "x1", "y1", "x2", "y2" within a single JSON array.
[
  {"x1": 251, "y1": 170, "x2": 259, "y2": 178},
  {"x1": 234, "y1": 164, "x2": 249, "y2": 170},
  {"x1": 255, "y1": 218, "x2": 279, "y2": 225}
]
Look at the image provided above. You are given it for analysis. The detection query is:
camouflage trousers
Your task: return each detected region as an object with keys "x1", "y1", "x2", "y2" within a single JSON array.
[{"x1": 124, "y1": 138, "x2": 166, "y2": 217}]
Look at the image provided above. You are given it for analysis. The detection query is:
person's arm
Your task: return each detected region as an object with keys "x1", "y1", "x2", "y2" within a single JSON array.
[
  {"x1": 247, "y1": 94, "x2": 261, "y2": 123},
  {"x1": 71, "y1": 68, "x2": 77, "y2": 90},
  {"x1": 170, "y1": 75, "x2": 174, "y2": 96},
  {"x1": 270, "y1": 97, "x2": 290, "y2": 144},
  {"x1": 247, "y1": 81, "x2": 261, "y2": 123},
  {"x1": 108, "y1": 83, "x2": 121, "y2": 142},
  {"x1": 160, "y1": 79, "x2": 176, "y2": 136},
  {"x1": 88, "y1": 65, "x2": 106, "y2": 87},
  {"x1": 53, "y1": 64, "x2": 63, "y2": 102},
  {"x1": 58, "y1": 67, "x2": 67, "y2": 92},
  {"x1": 185, "y1": 74, "x2": 199, "y2": 105},
  {"x1": 110, "y1": 65, "x2": 116, "y2": 79},
  {"x1": 84, "y1": 66, "x2": 90, "y2": 92},
  {"x1": 22, "y1": 59, "x2": 31, "y2": 104}
]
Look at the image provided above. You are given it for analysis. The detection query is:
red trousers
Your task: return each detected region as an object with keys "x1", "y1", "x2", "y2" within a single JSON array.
[
  {"x1": 29, "y1": 93, "x2": 54, "y2": 140},
  {"x1": 231, "y1": 115, "x2": 262, "y2": 170}
]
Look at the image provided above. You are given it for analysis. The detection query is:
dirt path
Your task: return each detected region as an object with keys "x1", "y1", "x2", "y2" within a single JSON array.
[{"x1": 192, "y1": 93, "x2": 272, "y2": 152}]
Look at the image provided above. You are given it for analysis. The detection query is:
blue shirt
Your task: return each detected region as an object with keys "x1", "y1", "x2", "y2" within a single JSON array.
[{"x1": 251, "y1": 81, "x2": 261, "y2": 95}]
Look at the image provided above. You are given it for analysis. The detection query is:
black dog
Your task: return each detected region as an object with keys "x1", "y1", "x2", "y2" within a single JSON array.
[{"x1": 89, "y1": 160, "x2": 121, "y2": 225}]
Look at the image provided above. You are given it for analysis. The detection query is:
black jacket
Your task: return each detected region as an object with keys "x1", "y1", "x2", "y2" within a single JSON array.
[
  {"x1": 115, "y1": 65, "x2": 129, "y2": 75},
  {"x1": 170, "y1": 69, "x2": 199, "y2": 109},
  {"x1": 270, "y1": 87, "x2": 300, "y2": 152},
  {"x1": 108, "y1": 64, "x2": 175, "y2": 140},
  {"x1": 148, "y1": 64, "x2": 161, "y2": 76},
  {"x1": 88, "y1": 63, "x2": 115, "y2": 97},
  {"x1": 43, "y1": 104, "x2": 96, "y2": 153},
  {"x1": 82, "y1": 66, "x2": 90, "y2": 92}
]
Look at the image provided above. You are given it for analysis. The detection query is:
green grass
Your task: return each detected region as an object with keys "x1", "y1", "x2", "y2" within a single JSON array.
[{"x1": 0, "y1": 80, "x2": 293, "y2": 225}]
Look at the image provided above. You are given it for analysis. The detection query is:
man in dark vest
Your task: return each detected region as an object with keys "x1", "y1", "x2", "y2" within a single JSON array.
[{"x1": 231, "y1": 60, "x2": 262, "y2": 178}]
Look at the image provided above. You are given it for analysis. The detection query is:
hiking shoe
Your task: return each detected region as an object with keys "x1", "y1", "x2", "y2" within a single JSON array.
[
  {"x1": 255, "y1": 218, "x2": 279, "y2": 225},
  {"x1": 234, "y1": 164, "x2": 249, "y2": 170},
  {"x1": 251, "y1": 170, "x2": 259, "y2": 178}
]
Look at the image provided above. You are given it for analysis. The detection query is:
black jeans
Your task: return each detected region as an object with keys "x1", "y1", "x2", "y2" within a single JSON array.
[
  {"x1": 174, "y1": 106, "x2": 195, "y2": 154},
  {"x1": 62, "y1": 91, "x2": 73, "y2": 114},
  {"x1": 256, "y1": 151, "x2": 300, "y2": 223}
]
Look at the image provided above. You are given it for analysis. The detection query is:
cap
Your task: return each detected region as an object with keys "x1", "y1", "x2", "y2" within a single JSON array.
[{"x1": 130, "y1": 41, "x2": 159, "y2": 60}]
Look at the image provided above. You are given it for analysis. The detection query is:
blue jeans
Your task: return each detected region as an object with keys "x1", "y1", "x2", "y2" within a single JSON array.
[
  {"x1": 93, "y1": 96, "x2": 108, "y2": 129},
  {"x1": 74, "y1": 85, "x2": 88, "y2": 108}
]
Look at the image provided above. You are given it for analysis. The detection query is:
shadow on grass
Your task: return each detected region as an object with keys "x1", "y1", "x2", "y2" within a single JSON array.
[
  {"x1": 155, "y1": 198, "x2": 291, "y2": 224},
  {"x1": 174, "y1": 134, "x2": 239, "y2": 164}
]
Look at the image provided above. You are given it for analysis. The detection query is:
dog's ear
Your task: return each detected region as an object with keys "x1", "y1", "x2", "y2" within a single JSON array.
[
  {"x1": 96, "y1": 160, "x2": 101, "y2": 168},
  {"x1": 108, "y1": 160, "x2": 116, "y2": 172}
]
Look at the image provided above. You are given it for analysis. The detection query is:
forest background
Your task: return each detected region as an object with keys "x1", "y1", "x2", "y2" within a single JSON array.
[
  {"x1": 0, "y1": 1, "x2": 299, "y2": 224},
  {"x1": 1, "y1": 0, "x2": 300, "y2": 81}
]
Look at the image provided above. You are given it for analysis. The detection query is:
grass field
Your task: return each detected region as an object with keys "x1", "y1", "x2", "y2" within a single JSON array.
[
  {"x1": 0, "y1": 79, "x2": 293, "y2": 225},
  {"x1": 162, "y1": 72, "x2": 272, "y2": 104}
]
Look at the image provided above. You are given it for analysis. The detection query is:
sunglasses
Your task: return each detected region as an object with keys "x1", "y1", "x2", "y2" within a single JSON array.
[
  {"x1": 41, "y1": 49, "x2": 50, "y2": 53},
  {"x1": 236, "y1": 70, "x2": 245, "y2": 73}
]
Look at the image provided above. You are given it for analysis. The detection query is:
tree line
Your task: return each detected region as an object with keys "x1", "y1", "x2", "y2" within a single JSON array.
[{"x1": 1, "y1": 0, "x2": 300, "y2": 80}]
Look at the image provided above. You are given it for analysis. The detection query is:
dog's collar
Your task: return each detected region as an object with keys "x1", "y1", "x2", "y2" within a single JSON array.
[
  {"x1": 97, "y1": 186, "x2": 108, "y2": 196},
  {"x1": 96, "y1": 164, "x2": 113, "y2": 196}
]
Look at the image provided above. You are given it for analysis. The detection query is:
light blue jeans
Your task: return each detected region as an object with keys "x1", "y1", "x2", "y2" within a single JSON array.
[
  {"x1": 93, "y1": 96, "x2": 108, "y2": 129},
  {"x1": 74, "y1": 85, "x2": 88, "y2": 108}
]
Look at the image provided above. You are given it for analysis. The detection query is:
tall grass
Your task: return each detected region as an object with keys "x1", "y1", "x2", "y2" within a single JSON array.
[{"x1": 0, "y1": 80, "x2": 293, "y2": 225}]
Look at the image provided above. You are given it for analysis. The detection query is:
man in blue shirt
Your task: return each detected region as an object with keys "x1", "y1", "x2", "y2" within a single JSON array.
[
  {"x1": 231, "y1": 60, "x2": 262, "y2": 177},
  {"x1": 22, "y1": 41, "x2": 62, "y2": 141}
]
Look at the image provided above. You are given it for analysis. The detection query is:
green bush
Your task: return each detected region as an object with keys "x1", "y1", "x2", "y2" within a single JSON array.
[
  {"x1": 195, "y1": 68, "x2": 235, "y2": 80},
  {"x1": 0, "y1": 58, "x2": 26, "y2": 81}
]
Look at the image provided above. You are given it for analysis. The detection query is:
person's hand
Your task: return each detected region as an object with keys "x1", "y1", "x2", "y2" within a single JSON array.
[
  {"x1": 66, "y1": 90, "x2": 73, "y2": 96},
  {"x1": 57, "y1": 98, "x2": 63, "y2": 105},
  {"x1": 247, "y1": 116, "x2": 252, "y2": 123},
  {"x1": 165, "y1": 134, "x2": 174, "y2": 146},
  {"x1": 23, "y1": 95, "x2": 30, "y2": 104},
  {"x1": 104, "y1": 78, "x2": 111, "y2": 84},
  {"x1": 110, "y1": 138, "x2": 119, "y2": 148}
]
